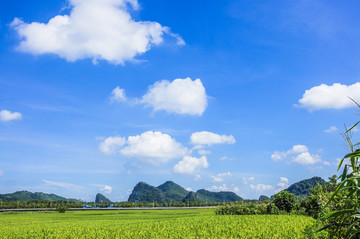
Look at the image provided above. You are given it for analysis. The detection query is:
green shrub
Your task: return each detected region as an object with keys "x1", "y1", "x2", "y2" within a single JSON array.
[
  {"x1": 266, "y1": 203, "x2": 280, "y2": 214},
  {"x1": 56, "y1": 205, "x2": 68, "y2": 213},
  {"x1": 273, "y1": 191, "x2": 297, "y2": 213}
]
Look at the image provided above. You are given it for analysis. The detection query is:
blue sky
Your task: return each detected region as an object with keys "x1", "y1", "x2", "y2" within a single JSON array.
[{"x1": 1, "y1": 0, "x2": 360, "y2": 201}]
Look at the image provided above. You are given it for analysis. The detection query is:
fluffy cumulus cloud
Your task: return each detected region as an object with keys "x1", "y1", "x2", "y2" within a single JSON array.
[
  {"x1": 91, "y1": 184, "x2": 113, "y2": 194},
  {"x1": 110, "y1": 87, "x2": 126, "y2": 102},
  {"x1": 271, "y1": 145, "x2": 321, "y2": 165},
  {"x1": 100, "y1": 185, "x2": 113, "y2": 194},
  {"x1": 173, "y1": 156, "x2": 209, "y2": 174},
  {"x1": 11, "y1": 0, "x2": 184, "y2": 65},
  {"x1": 122, "y1": 131, "x2": 188, "y2": 163},
  {"x1": 250, "y1": 184, "x2": 273, "y2": 192},
  {"x1": 99, "y1": 136, "x2": 126, "y2": 154},
  {"x1": 211, "y1": 172, "x2": 231, "y2": 182},
  {"x1": 141, "y1": 78, "x2": 208, "y2": 116},
  {"x1": 100, "y1": 131, "x2": 188, "y2": 164},
  {"x1": 190, "y1": 131, "x2": 235, "y2": 146},
  {"x1": 298, "y1": 83, "x2": 360, "y2": 111},
  {"x1": 0, "y1": 110, "x2": 22, "y2": 122},
  {"x1": 277, "y1": 177, "x2": 289, "y2": 188},
  {"x1": 293, "y1": 152, "x2": 321, "y2": 165}
]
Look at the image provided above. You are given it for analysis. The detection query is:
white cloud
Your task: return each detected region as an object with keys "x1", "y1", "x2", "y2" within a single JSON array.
[
  {"x1": 121, "y1": 131, "x2": 188, "y2": 164},
  {"x1": 242, "y1": 176, "x2": 255, "y2": 185},
  {"x1": 271, "y1": 145, "x2": 321, "y2": 165},
  {"x1": 298, "y1": 83, "x2": 360, "y2": 111},
  {"x1": 208, "y1": 184, "x2": 239, "y2": 194},
  {"x1": 100, "y1": 185, "x2": 113, "y2": 194},
  {"x1": 323, "y1": 161, "x2": 331, "y2": 166},
  {"x1": 211, "y1": 176, "x2": 223, "y2": 182},
  {"x1": 11, "y1": 0, "x2": 184, "y2": 65},
  {"x1": 99, "y1": 136, "x2": 126, "y2": 154},
  {"x1": 232, "y1": 186, "x2": 240, "y2": 194},
  {"x1": 220, "y1": 156, "x2": 234, "y2": 161},
  {"x1": 277, "y1": 177, "x2": 289, "y2": 188},
  {"x1": 110, "y1": 87, "x2": 126, "y2": 102},
  {"x1": 141, "y1": 78, "x2": 208, "y2": 116},
  {"x1": 173, "y1": 156, "x2": 209, "y2": 174},
  {"x1": 100, "y1": 131, "x2": 188, "y2": 164},
  {"x1": 250, "y1": 184, "x2": 273, "y2": 192},
  {"x1": 211, "y1": 172, "x2": 231, "y2": 182},
  {"x1": 190, "y1": 131, "x2": 235, "y2": 146},
  {"x1": 197, "y1": 149, "x2": 211, "y2": 155},
  {"x1": 290, "y1": 145, "x2": 309, "y2": 154},
  {"x1": 185, "y1": 187, "x2": 192, "y2": 191},
  {"x1": 0, "y1": 110, "x2": 22, "y2": 122},
  {"x1": 324, "y1": 126, "x2": 338, "y2": 133},
  {"x1": 91, "y1": 184, "x2": 113, "y2": 194},
  {"x1": 194, "y1": 174, "x2": 201, "y2": 181},
  {"x1": 293, "y1": 152, "x2": 321, "y2": 165}
]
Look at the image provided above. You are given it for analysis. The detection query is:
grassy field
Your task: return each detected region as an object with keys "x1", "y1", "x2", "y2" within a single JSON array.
[{"x1": 0, "y1": 209, "x2": 315, "y2": 238}]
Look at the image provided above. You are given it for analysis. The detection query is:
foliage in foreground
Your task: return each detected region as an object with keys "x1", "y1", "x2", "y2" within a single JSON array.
[
  {"x1": 319, "y1": 100, "x2": 360, "y2": 238},
  {"x1": 0, "y1": 210, "x2": 314, "y2": 238}
]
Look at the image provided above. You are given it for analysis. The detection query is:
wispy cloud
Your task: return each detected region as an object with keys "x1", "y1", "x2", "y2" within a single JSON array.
[
  {"x1": 42, "y1": 179, "x2": 85, "y2": 191},
  {"x1": 324, "y1": 126, "x2": 338, "y2": 133}
]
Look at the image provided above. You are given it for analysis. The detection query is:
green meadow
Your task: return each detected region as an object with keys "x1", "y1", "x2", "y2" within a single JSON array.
[{"x1": 1, "y1": 209, "x2": 315, "y2": 238}]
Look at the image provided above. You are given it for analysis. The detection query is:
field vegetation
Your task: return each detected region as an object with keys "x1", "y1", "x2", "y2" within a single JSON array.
[{"x1": 0, "y1": 209, "x2": 315, "y2": 238}]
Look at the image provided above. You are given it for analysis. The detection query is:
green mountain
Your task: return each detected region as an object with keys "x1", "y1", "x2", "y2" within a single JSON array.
[
  {"x1": 195, "y1": 189, "x2": 243, "y2": 203},
  {"x1": 95, "y1": 193, "x2": 112, "y2": 203},
  {"x1": 127, "y1": 181, "x2": 243, "y2": 203},
  {"x1": 128, "y1": 182, "x2": 168, "y2": 203},
  {"x1": 157, "y1": 181, "x2": 189, "y2": 202},
  {"x1": 0, "y1": 191, "x2": 80, "y2": 202},
  {"x1": 183, "y1": 191, "x2": 198, "y2": 202},
  {"x1": 283, "y1": 176, "x2": 326, "y2": 197}
]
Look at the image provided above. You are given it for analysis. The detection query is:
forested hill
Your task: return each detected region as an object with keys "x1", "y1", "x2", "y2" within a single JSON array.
[
  {"x1": 157, "y1": 181, "x2": 189, "y2": 202},
  {"x1": 95, "y1": 193, "x2": 112, "y2": 203},
  {"x1": 283, "y1": 176, "x2": 326, "y2": 197},
  {"x1": 0, "y1": 191, "x2": 81, "y2": 202},
  {"x1": 128, "y1": 181, "x2": 243, "y2": 203}
]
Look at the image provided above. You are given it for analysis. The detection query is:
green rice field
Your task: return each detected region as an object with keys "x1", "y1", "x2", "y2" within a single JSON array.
[{"x1": 0, "y1": 209, "x2": 315, "y2": 238}]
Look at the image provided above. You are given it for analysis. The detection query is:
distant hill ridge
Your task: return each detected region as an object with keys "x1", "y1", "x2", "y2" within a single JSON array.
[
  {"x1": 282, "y1": 176, "x2": 326, "y2": 197},
  {"x1": 128, "y1": 181, "x2": 243, "y2": 203},
  {"x1": 0, "y1": 190, "x2": 81, "y2": 202}
]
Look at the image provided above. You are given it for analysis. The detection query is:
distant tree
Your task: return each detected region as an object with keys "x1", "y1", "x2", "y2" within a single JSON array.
[
  {"x1": 324, "y1": 174, "x2": 338, "y2": 193},
  {"x1": 56, "y1": 205, "x2": 68, "y2": 213},
  {"x1": 273, "y1": 191, "x2": 297, "y2": 213}
]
